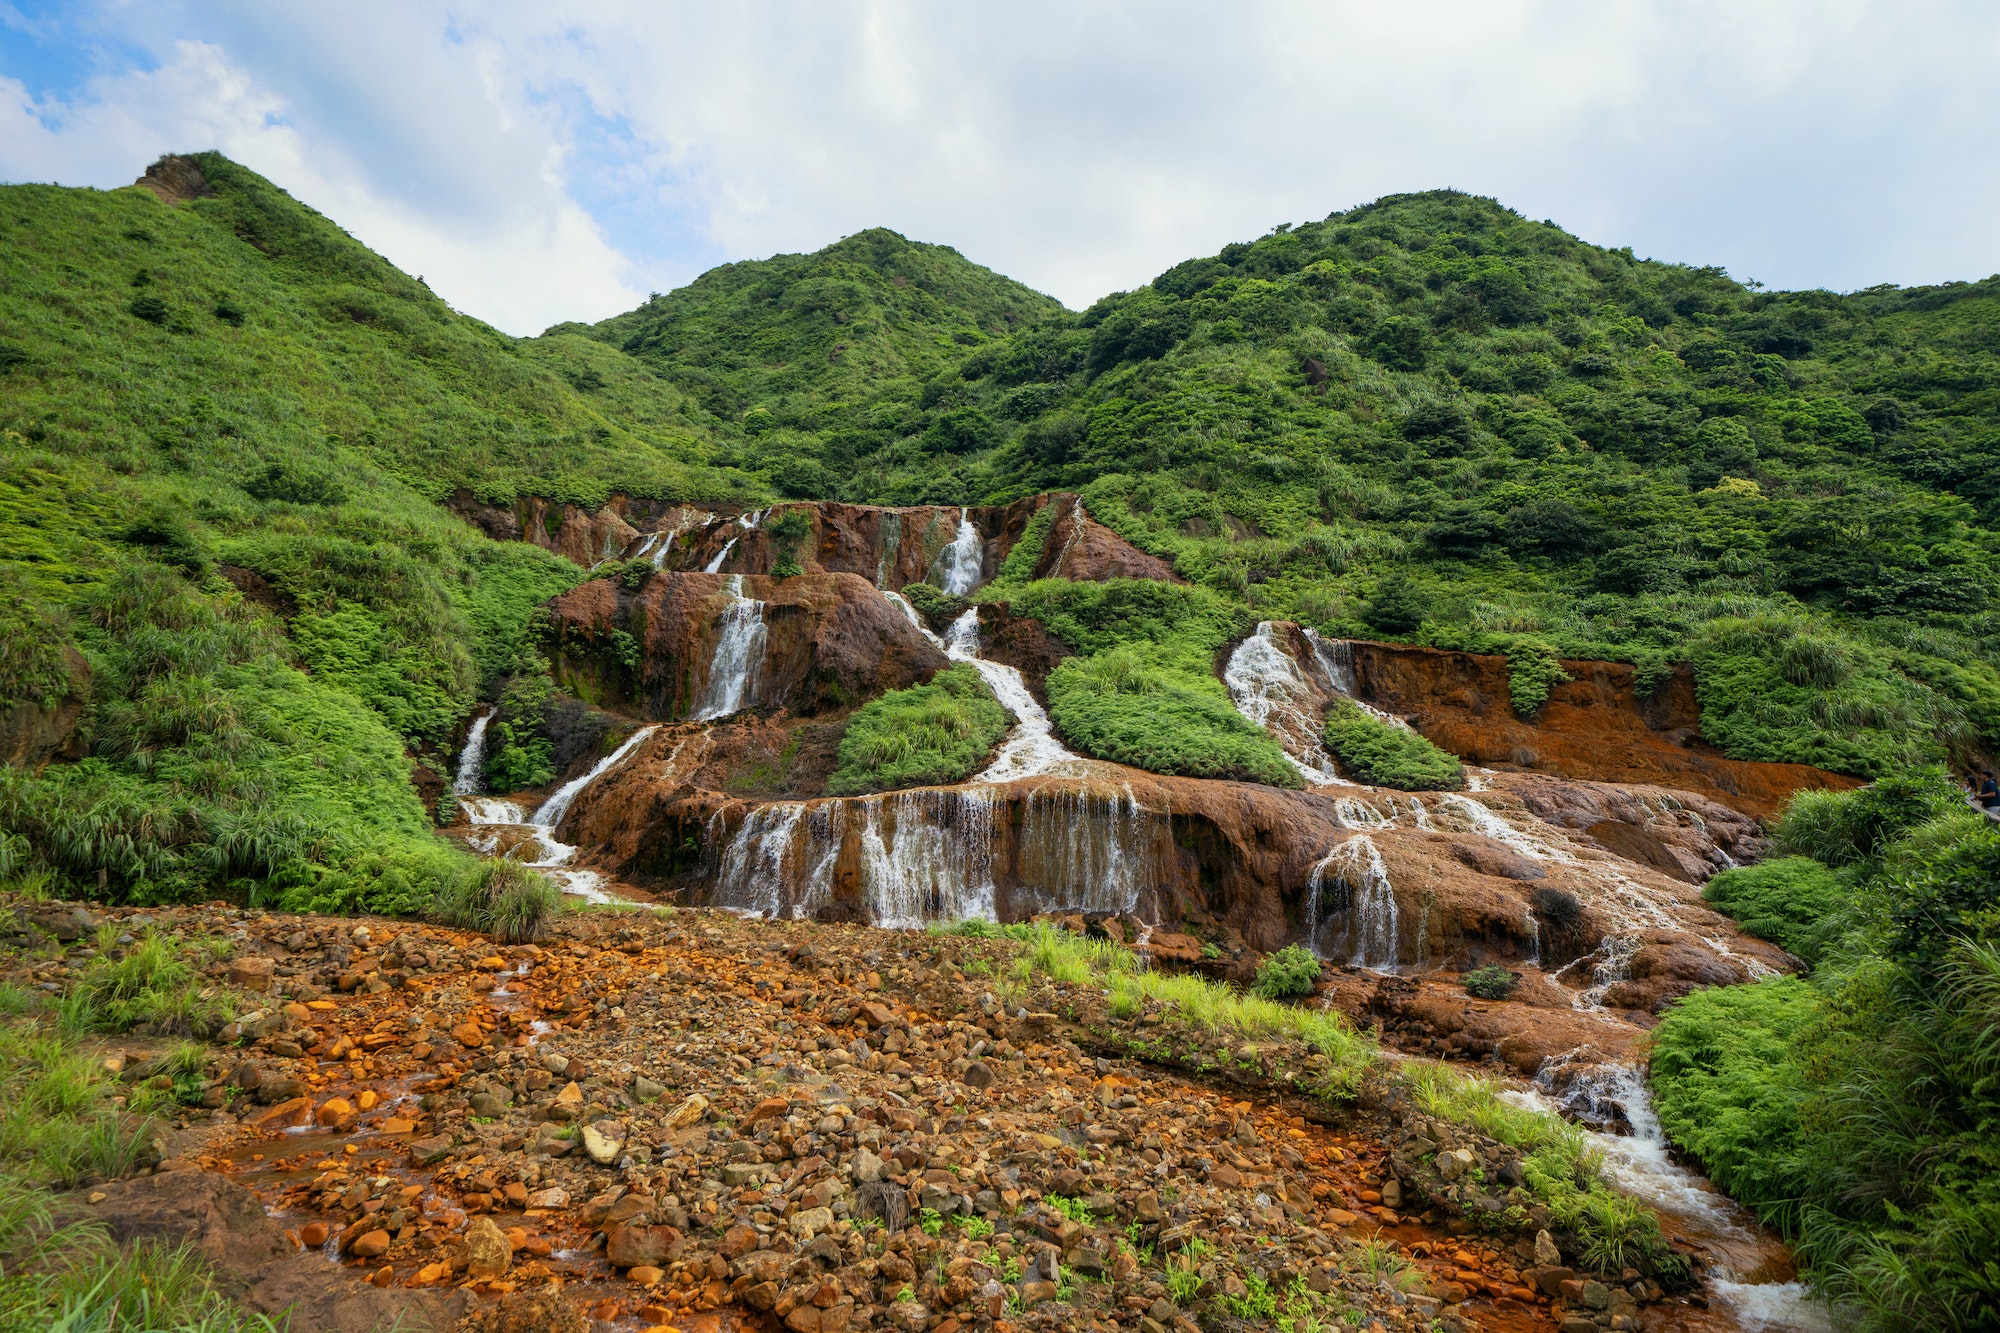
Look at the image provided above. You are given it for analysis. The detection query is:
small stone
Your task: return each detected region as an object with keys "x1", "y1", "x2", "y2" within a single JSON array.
[
  {"x1": 664, "y1": 1093, "x2": 708, "y2": 1129},
  {"x1": 525, "y1": 1186, "x2": 569, "y2": 1209},
  {"x1": 627, "y1": 1265, "x2": 663, "y2": 1285},
  {"x1": 718, "y1": 1224, "x2": 760, "y2": 1258},
  {"x1": 316, "y1": 1097, "x2": 358, "y2": 1130},
  {"x1": 226, "y1": 956, "x2": 276, "y2": 992},
  {"x1": 1535, "y1": 1228, "x2": 1562, "y2": 1267},
  {"x1": 582, "y1": 1123, "x2": 621, "y2": 1165},
  {"x1": 633, "y1": 1075, "x2": 666, "y2": 1101},
  {"x1": 408, "y1": 1133, "x2": 454, "y2": 1165},
  {"x1": 249, "y1": 1096, "x2": 313, "y2": 1130},
  {"x1": 299, "y1": 1221, "x2": 330, "y2": 1248},
  {"x1": 463, "y1": 1216, "x2": 511, "y2": 1279},
  {"x1": 1437, "y1": 1147, "x2": 1475, "y2": 1181},
  {"x1": 349, "y1": 1230, "x2": 391, "y2": 1259},
  {"x1": 789, "y1": 1206, "x2": 834, "y2": 1239},
  {"x1": 606, "y1": 1222, "x2": 684, "y2": 1268},
  {"x1": 960, "y1": 1060, "x2": 996, "y2": 1089},
  {"x1": 1380, "y1": 1178, "x2": 1402, "y2": 1208},
  {"x1": 852, "y1": 1148, "x2": 887, "y2": 1183}
]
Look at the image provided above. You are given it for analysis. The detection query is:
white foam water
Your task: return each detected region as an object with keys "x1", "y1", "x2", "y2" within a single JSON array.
[
  {"x1": 888, "y1": 598, "x2": 1086, "y2": 783},
  {"x1": 452, "y1": 710, "x2": 493, "y2": 796},
  {"x1": 690, "y1": 576, "x2": 766, "y2": 721},
  {"x1": 703, "y1": 536, "x2": 739, "y2": 574},
  {"x1": 532, "y1": 725, "x2": 661, "y2": 832},
  {"x1": 1224, "y1": 622, "x2": 1346, "y2": 785},
  {"x1": 930, "y1": 508, "x2": 984, "y2": 595},
  {"x1": 1307, "y1": 834, "x2": 1400, "y2": 969}
]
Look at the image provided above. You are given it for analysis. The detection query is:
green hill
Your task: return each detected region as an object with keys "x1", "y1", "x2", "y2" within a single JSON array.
[
  {"x1": 597, "y1": 190, "x2": 2000, "y2": 779},
  {"x1": 0, "y1": 153, "x2": 759, "y2": 913},
  {"x1": 570, "y1": 226, "x2": 1065, "y2": 501}
]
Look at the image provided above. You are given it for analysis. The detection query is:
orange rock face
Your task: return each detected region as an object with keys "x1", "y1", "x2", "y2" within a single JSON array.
[{"x1": 1342, "y1": 639, "x2": 1860, "y2": 819}]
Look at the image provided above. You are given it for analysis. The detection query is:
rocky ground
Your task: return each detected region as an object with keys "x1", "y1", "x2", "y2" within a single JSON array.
[{"x1": 1, "y1": 896, "x2": 1745, "y2": 1333}]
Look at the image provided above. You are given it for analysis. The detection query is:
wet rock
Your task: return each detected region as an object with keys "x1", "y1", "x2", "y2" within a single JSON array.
[
  {"x1": 408, "y1": 1133, "x2": 454, "y2": 1166},
  {"x1": 606, "y1": 1222, "x2": 684, "y2": 1268},
  {"x1": 226, "y1": 956, "x2": 276, "y2": 991}
]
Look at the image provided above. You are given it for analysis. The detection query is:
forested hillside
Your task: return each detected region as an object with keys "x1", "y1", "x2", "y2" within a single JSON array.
[{"x1": 584, "y1": 192, "x2": 2000, "y2": 781}]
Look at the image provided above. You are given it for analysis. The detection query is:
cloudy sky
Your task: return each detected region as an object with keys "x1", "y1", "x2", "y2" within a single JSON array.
[{"x1": 4, "y1": 2, "x2": 1997, "y2": 336}]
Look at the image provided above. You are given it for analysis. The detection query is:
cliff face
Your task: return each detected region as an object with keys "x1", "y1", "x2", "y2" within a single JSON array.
[
  {"x1": 1343, "y1": 640, "x2": 1860, "y2": 820},
  {"x1": 544, "y1": 570, "x2": 948, "y2": 722},
  {"x1": 448, "y1": 491, "x2": 1178, "y2": 587}
]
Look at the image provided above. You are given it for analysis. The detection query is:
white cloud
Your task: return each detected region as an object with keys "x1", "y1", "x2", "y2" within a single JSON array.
[
  {"x1": 6, "y1": 1, "x2": 1999, "y2": 328},
  {"x1": 0, "y1": 32, "x2": 642, "y2": 334}
]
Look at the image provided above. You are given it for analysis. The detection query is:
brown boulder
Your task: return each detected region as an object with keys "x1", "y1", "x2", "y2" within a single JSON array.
[
  {"x1": 606, "y1": 1222, "x2": 684, "y2": 1268},
  {"x1": 1449, "y1": 838, "x2": 1545, "y2": 882}
]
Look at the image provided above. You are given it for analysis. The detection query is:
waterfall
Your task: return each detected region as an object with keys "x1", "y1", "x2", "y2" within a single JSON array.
[
  {"x1": 740, "y1": 509, "x2": 767, "y2": 529},
  {"x1": 703, "y1": 536, "x2": 739, "y2": 574},
  {"x1": 929, "y1": 508, "x2": 984, "y2": 595},
  {"x1": 452, "y1": 711, "x2": 493, "y2": 796},
  {"x1": 1502, "y1": 1067, "x2": 1833, "y2": 1333},
  {"x1": 1303, "y1": 628, "x2": 1416, "y2": 732},
  {"x1": 860, "y1": 789, "x2": 999, "y2": 928},
  {"x1": 1330, "y1": 797, "x2": 1392, "y2": 830},
  {"x1": 1224, "y1": 622, "x2": 1345, "y2": 785},
  {"x1": 876, "y1": 512, "x2": 904, "y2": 589},
  {"x1": 936, "y1": 608, "x2": 1086, "y2": 781},
  {"x1": 1016, "y1": 785, "x2": 1150, "y2": 915},
  {"x1": 690, "y1": 576, "x2": 767, "y2": 721},
  {"x1": 1524, "y1": 897, "x2": 1543, "y2": 967},
  {"x1": 1307, "y1": 834, "x2": 1399, "y2": 969},
  {"x1": 1048, "y1": 496, "x2": 1088, "y2": 577},
  {"x1": 531, "y1": 725, "x2": 661, "y2": 831},
  {"x1": 462, "y1": 797, "x2": 525, "y2": 826}
]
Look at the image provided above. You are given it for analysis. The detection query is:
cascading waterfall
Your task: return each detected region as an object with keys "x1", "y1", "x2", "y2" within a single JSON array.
[
  {"x1": 1224, "y1": 622, "x2": 1345, "y2": 785},
  {"x1": 532, "y1": 725, "x2": 661, "y2": 832},
  {"x1": 1306, "y1": 834, "x2": 1399, "y2": 969},
  {"x1": 875, "y1": 512, "x2": 904, "y2": 589},
  {"x1": 714, "y1": 802, "x2": 818, "y2": 918},
  {"x1": 929, "y1": 508, "x2": 984, "y2": 595},
  {"x1": 1330, "y1": 797, "x2": 1393, "y2": 829},
  {"x1": 452, "y1": 710, "x2": 493, "y2": 796},
  {"x1": 1304, "y1": 628, "x2": 1415, "y2": 731},
  {"x1": 703, "y1": 537, "x2": 739, "y2": 574},
  {"x1": 898, "y1": 602, "x2": 1085, "y2": 782},
  {"x1": 690, "y1": 576, "x2": 766, "y2": 721},
  {"x1": 1015, "y1": 785, "x2": 1150, "y2": 916},
  {"x1": 1047, "y1": 496, "x2": 1088, "y2": 577},
  {"x1": 860, "y1": 789, "x2": 999, "y2": 928}
]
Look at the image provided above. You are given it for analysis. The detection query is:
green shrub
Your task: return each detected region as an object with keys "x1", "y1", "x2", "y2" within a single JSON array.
[
  {"x1": 1506, "y1": 637, "x2": 1570, "y2": 716},
  {"x1": 1462, "y1": 965, "x2": 1517, "y2": 999},
  {"x1": 1252, "y1": 944, "x2": 1321, "y2": 999},
  {"x1": 1650, "y1": 976, "x2": 1819, "y2": 1230},
  {"x1": 1701, "y1": 856, "x2": 1850, "y2": 964},
  {"x1": 1321, "y1": 700, "x2": 1463, "y2": 790},
  {"x1": 1046, "y1": 646, "x2": 1300, "y2": 787},
  {"x1": 432, "y1": 858, "x2": 562, "y2": 943},
  {"x1": 1774, "y1": 766, "x2": 1964, "y2": 868},
  {"x1": 827, "y1": 664, "x2": 1010, "y2": 795},
  {"x1": 900, "y1": 581, "x2": 969, "y2": 631}
]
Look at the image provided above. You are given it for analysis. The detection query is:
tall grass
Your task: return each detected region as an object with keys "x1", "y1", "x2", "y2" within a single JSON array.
[{"x1": 431, "y1": 858, "x2": 562, "y2": 943}]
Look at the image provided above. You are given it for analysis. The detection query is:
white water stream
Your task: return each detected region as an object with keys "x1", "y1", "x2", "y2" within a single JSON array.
[
  {"x1": 929, "y1": 508, "x2": 985, "y2": 595},
  {"x1": 690, "y1": 576, "x2": 766, "y2": 721},
  {"x1": 451, "y1": 711, "x2": 491, "y2": 796},
  {"x1": 1306, "y1": 834, "x2": 1400, "y2": 969},
  {"x1": 1224, "y1": 622, "x2": 1347, "y2": 785},
  {"x1": 453, "y1": 723, "x2": 661, "y2": 905},
  {"x1": 1503, "y1": 1066, "x2": 1833, "y2": 1333}
]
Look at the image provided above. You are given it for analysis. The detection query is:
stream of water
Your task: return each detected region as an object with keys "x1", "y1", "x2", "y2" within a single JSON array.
[
  {"x1": 1503, "y1": 1066, "x2": 1833, "y2": 1333},
  {"x1": 453, "y1": 725, "x2": 661, "y2": 904},
  {"x1": 929, "y1": 507, "x2": 985, "y2": 595}
]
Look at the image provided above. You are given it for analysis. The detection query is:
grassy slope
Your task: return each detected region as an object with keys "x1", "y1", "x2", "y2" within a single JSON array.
[
  {"x1": 0, "y1": 156, "x2": 751, "y2": 909},
  {"x1": 596, "y1": 192, "x2": 2000, "y2": 778}
]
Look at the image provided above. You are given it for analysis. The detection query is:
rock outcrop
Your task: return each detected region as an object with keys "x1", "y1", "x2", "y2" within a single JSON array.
[
  {"x1": 545, "y1": 570, "x2": 948, "y2": 722},
  {"x1": 1340, "y1": 639, "x2": 1860, "y2": 819}
]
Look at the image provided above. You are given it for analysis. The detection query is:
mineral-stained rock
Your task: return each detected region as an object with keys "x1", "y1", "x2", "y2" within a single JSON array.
[
  {"x1": 606, "y1": 1222, "x2": 684, "y2": 1268},
  {"x1": 463, "y1": 1216, "x2": 511, "y2": 1280}
]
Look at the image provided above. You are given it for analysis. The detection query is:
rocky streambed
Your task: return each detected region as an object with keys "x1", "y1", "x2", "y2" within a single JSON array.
[{"x1": 4, "y1": 894, "x2": 1818, "y2": 1333}]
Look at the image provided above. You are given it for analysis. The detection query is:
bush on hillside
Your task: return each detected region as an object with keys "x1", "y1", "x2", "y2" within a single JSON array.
[
  {"x1": 1462, "y1": 965, "x2": 1517, "y2": 1000},
  {"x1": 1773, "y1": 765, "x2": 1964, "y2": 868},
  {"x1": 1046, "y1": 647, "x2": 1300, "y2": 788},
  {"x1": 1701, "y1": 856, "x2": 1850, "y2": 965},
  {"x1": 1321, "y1": 700, "x2": 1464, "y2": 790},
  {"x1": 1253, "y1": 944, "x2": 1322, "y2": 999},
  {"x1": 826, "y1": 664, "x2": 1010, "y2": 795}
]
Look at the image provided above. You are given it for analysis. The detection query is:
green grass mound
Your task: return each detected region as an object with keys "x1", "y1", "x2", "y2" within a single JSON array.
[
  {"x1": 1700, "y1": 856, "x2": 1849, "y2": 965},
  {"x1": 1046, "y1": 646, "x2": 1300, "y2": 787},
  {"x1": 1321, "y1": 700, "x2": 1465, "y2": 790},
  {"x1": 827, "y1": 664, "x2": 1011, "y2": 794}
]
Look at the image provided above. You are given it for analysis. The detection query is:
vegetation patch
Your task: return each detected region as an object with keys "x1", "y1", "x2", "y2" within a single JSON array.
[
  {"x1": 1321, "y1": 700, "x2": 1464, "y2": 790},
  {"x1": 826, "y1": 664, "x2": 1010, "y2": 795},
  {"x1": 1046, "y1": 645, "x2": 1300, "y2": 787}
]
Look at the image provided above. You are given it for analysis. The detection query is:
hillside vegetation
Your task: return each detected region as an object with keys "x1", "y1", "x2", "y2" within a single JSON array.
[
  {"x1": 0, "y1": 154, "x2": 758, "y2": 910},
  {"x1": 588, "y1": 192, "x2": 2000, "y2": 780},
  {"x1": 1653, "y1": 771, "x2": 2000, "y2": 1330}
]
